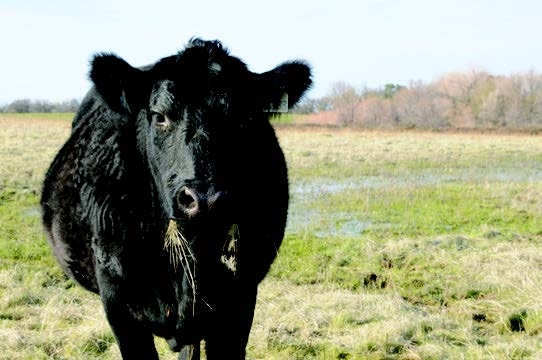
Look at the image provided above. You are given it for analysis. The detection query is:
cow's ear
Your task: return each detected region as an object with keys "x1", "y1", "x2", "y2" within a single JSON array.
[
  {"x1": 259, "y1": 60, "x2": 312, "y2": 112},
  {"x1": 89, "y1": 53, "x2": 145, "y2": 114}
]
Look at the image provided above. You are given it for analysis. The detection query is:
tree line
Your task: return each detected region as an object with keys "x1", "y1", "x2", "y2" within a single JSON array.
[
  {"x1": 0, "y1": 98, "x2": 80, "y2": 113},
  {"x1": 4, "y1": 69, "x2": 542, "y2": 130},
  {"x1": 294, "y1": 69, "x2": 542, "y2": 130}
]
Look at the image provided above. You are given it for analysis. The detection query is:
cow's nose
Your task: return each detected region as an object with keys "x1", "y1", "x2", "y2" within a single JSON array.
[
  {"x1": 177, "y1": 186, "x2": 225, "y2": 217},
  {"x1": 178, "y1": 186, "x2": 201, "y2": 217}
]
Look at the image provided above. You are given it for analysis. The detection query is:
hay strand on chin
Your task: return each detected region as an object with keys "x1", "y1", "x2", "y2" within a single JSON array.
[
  {"x1": 164, "y1": 219, "x2": 184, "y2": 269},
  {"x1": 164, "y1": 219, "x2": 196, "y2": 310}
]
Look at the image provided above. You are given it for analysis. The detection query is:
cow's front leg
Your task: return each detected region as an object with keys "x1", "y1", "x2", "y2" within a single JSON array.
[
  {"x1": 203, "y1": 285, "x2": 258, "y2": 359},
  {"x1": 98, "y1": 278, "x2": 159, "y2": 359},
  {"x1": 178, "y1": 344, "x2": 200, "y2": 360}
]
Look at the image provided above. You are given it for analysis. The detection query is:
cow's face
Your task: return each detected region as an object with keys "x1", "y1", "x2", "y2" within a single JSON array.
[
  {"x1": 142, "y1": 45, "x2": 249, "y2": 222},
  {"x1": 90, "y1": 39, "x2": 311, "y2": 224},
  {"x1": 144, "y1": 78, "x2": 232, "y2": 222}
]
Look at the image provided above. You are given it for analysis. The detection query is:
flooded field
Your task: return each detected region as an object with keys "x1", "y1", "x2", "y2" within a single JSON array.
[{"x1": 279, "y1": 128, "x2": 542, "y2": 239}]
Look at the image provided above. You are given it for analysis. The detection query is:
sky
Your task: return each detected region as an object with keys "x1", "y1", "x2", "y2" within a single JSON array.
[{"x1": 2, "y1": 0, "x2": 542, "y2": 105}]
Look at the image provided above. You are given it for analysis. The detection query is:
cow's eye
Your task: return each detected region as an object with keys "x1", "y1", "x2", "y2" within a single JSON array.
[{"x1": 151, "y1": 112, "x2": 170, "y2": 128}]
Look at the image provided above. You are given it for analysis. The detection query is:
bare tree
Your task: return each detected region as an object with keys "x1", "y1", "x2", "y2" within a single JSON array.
[
  {"x1": 328, "y1": 81, "x2": 361, "y2": 126},
  {"x1": 5, "y1": 99, "x2": 32, "y2": 113}
]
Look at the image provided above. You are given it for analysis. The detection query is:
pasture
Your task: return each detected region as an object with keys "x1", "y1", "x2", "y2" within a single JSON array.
[{"x1": 0, "y1": 113, "x2": 541, "y2": 359}]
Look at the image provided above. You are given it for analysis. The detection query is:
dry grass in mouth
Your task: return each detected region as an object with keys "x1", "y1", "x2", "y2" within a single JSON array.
[{"x1": 164, "y1": 219, "x2": 197, "y2": 313}]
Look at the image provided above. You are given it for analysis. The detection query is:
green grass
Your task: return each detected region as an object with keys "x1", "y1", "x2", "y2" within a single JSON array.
[
  {"x1": 269, "y1": 113, "x2": 297, "y2": 125},
  {"x1": 1, "y1": 115, "x2": 541, "y2": 359}
]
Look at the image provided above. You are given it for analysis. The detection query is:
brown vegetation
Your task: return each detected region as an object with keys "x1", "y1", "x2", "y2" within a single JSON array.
[{"x1": 300, "y1": 69, "x2": 542, "y2": 130}]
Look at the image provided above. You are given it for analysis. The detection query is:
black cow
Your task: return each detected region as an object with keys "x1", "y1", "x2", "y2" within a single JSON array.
[{"x1": 40, "y1": 38, "x2": 312, "y2": 359}]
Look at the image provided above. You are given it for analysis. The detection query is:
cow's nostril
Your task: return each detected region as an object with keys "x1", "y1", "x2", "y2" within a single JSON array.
[{"x1": 178, "y1": 187, "x2": 199, "y2": 216}]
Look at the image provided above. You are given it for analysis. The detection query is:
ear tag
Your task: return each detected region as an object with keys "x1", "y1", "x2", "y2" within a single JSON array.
[{"x1": 264, "y1": 93, "x2": 289, "y2": 113}]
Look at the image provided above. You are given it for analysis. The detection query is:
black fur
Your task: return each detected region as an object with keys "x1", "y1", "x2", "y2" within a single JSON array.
[{"x1": 41, "y1": 38, "x2": 312, "y2": 360}]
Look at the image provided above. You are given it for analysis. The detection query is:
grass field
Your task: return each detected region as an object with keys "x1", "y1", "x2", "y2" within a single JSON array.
[{"x1": 1, "y1": 114, "x2": 541, "y2": 359}]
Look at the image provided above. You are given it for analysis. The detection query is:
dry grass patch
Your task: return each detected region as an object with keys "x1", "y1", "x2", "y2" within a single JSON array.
[{"x1": 0, "y1": 115, "x2": 71, "y2": 191}]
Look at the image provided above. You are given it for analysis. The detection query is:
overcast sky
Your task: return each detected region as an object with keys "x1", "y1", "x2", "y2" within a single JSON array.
[{"x1": 1, "y1": 0, "x2": 541, "y2": 104}]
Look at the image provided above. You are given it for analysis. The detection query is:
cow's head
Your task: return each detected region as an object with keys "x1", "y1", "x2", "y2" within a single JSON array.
[
  {"x1": 90, "y1": 38, "x2": 310, "y2": 217},
  {"x1": 87, "y1": 38, "x2": 311, "y2": 314}
]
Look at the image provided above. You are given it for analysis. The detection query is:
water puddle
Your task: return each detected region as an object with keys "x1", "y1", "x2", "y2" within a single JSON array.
[
  {"x1": 23, "y1": 206, "x2": 41, "y2": 217},
  {"x1": 292, "y1": 169, "x2": 542, "y2": 197},
  {"x1": 287, "y1": 167, "x2": 541, "y2": 238}
]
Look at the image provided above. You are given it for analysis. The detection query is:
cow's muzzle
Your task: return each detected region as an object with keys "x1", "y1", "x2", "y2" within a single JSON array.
[{"x1": 177, "y1": 186, "x2": 226, "y2": 217}]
